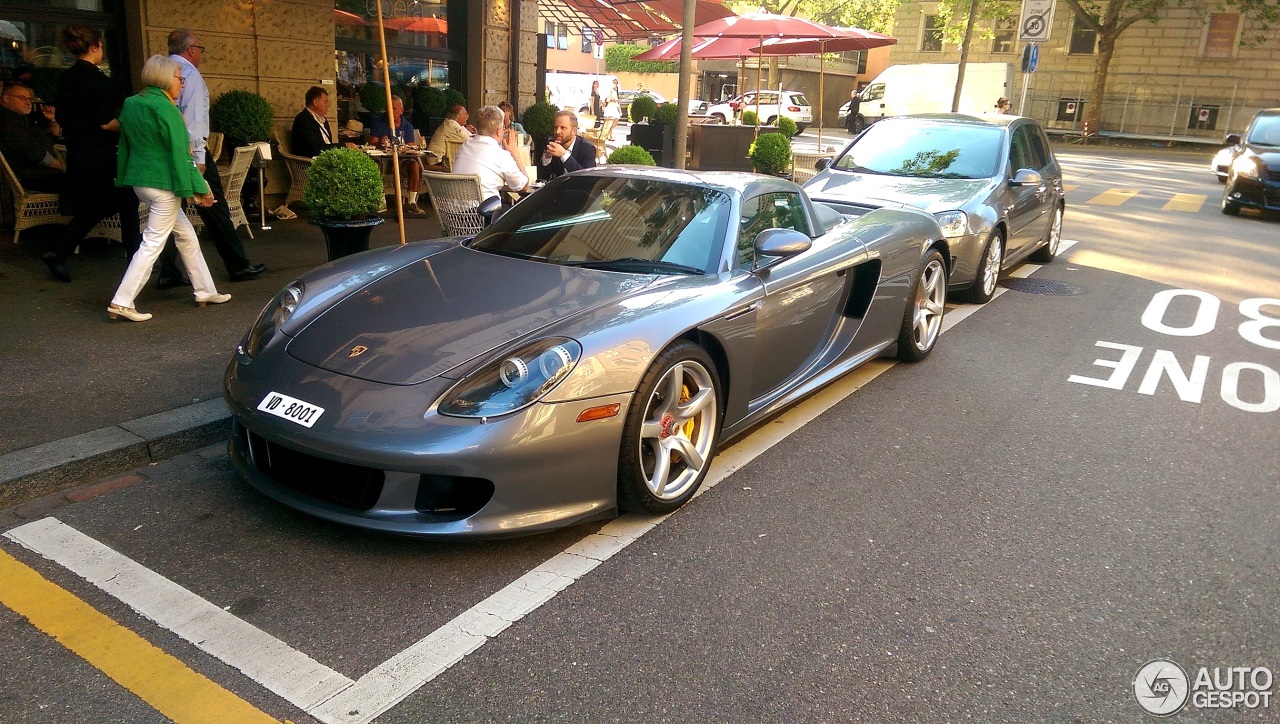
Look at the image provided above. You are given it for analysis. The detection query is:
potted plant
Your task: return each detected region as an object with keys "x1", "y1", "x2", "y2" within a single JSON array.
[
  {"x1": 521, "y1": 100, "x2": 557, "y2": 179},
  {"x1": 413, "y1": 86, "x2": 447, "y2": 137},
  {"x1": 750, "y1": 132, "x2": 792, "y2": 179},
  {"x1": 776, "y1": 116, "x2": 798, "y2": 138},
  {"x1": 606, "y1": 144, "x2": 657, "y2": 166},
  {"x1": 304, "y1": 147, "x2": 385, "y2": 261},
  {"x1": 210, "y1": 89, "x2": 274, "y2": 148},
  {"x1": 628, "y1": 94, "x2": 658, "y2": 123},
  {"x1": 628, "y1": 95, "x2": 675, "y2": 167},
  {"x1": 652, "y1": 102, "x2": 678, "y2": 126},
  {"x1": 741, "y1": 109, "x2": 758, "y2": 127}
]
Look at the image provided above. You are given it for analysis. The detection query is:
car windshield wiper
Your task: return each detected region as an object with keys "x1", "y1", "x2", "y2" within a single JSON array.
[{"x1": 565, "y1": 258, "x2": 704, "y2": 275}]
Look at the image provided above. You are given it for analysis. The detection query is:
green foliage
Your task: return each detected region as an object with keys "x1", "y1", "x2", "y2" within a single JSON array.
[
  {"x1": 443, "y1": 87, "x2": 466, "y2": 110},
  {"x1": 606, "y1": 144, "x2": 657, "y2": 165},
  {"x1": 750, "y1": 132, "x2": 792, "y2": 176},
  {"x1": 741, "y1": 109, "x2": 758, "y2": 126},
  {"x1": 605, "y1": 44, "x2": 678, "y2": 73},
  {"x1": 522, "y1": 101, "x2": 557, "y2": 142},
  {"x1": 629, "y1": 94, "x2": 658, "y2": 123},
  {"x1": 209, "y1": 90, "x2": 273, "y2": 144},
  {"x1": 653, "y1": 102, "x2": 678, "y2": 125},
  {"x1": 892, "y1": 149, "x2": 961, "y2": 176},
  {"x1": 304, "y1": 148, "x2": 385, "y2": 220},
  {"x1": 414, "y1": 86, "x2": 447, "y2": 119},
  {"x1": 776, "y1": 116, "x2": 798, "y2": 137}
]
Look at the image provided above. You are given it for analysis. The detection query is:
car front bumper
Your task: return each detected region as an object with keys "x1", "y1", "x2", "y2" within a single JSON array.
[
  {"x1": 226, "y1": 352, "x2": 631, "y2": 538},
  {"x1": 1226, "y1": 173, "x2": 1280, "y2": 211}
]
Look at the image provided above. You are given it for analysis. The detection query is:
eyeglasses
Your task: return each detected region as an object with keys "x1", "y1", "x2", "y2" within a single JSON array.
[
  {"x1": 4, "y1": 94, "x2": 34, "y2": 103},
  {"x1": 191, "y1": 45, "x2": 206, "y2": 52},
  {"x1": 173, "y1": 74, "x2": 185, "y2": 84}
]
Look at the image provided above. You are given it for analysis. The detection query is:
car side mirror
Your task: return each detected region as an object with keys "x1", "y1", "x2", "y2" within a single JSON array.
[
  {"x1": 1010, "y1": 168, "x2": 1043, "y2": 187},
  {"x1": 815, "y1": 157, "x2": 831, "y2": 171},
  {"x1": 753, "y1": 228, "x2": 811, "y2": 270},
  {"x1": 1224, "y1": 133, "x2": 1242, "y2": 145}
]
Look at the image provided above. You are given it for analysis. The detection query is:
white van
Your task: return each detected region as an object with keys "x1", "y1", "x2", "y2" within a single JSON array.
[{"x1": 839, "y1": 62, "x2": 1014, "y2": 131}]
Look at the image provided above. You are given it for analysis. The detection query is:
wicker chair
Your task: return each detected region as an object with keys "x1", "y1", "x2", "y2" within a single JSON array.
[
  {"x1": 221, "y1": 145, "x2": 256, "y2": 238},
  {"x1": 274, "y1": 130, "x2": 312, "y2": 208},
  {"x1": 1, "y1": 148, "x2": 121, "y2": 245},
  {"x1": 441, "y1": 139, "x2": 464, "y2": 172},
  {"x1": 420, "y1": 171, "x2": 486, "y2": 237},
  {"x1": 582, "y1": 118, "x2": 617, "y2": 163},
  {"x1": 206, "y1": 131, "x2": 224, "y2": 165}
]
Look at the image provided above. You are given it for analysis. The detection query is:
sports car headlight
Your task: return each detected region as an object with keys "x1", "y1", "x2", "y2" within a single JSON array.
[
  {"x1": 244, "y1": 282, "x2": 303, "y2": 358},
  {"x1": 438, "y1": 338, "x2": 582, "y2": 418},
  {"x1": 1231, "y1": 155, "x2": 1260, "y2": 178},
  {"x1": 933, "y1": 210, "x2": 969, "y2": 239}
]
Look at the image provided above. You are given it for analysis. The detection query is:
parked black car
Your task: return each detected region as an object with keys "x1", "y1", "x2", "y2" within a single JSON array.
[{"x1": 1219, "y1": 108, "x2": 1280, "y2": 216}]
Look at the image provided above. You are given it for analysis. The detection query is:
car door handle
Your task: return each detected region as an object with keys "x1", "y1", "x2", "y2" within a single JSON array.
[{"x1": 721, "y1": 302, "x2": 761, "y2": 321}]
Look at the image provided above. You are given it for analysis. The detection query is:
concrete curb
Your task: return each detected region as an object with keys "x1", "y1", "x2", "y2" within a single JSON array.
[{"x1": 0, "y1": 398, "x2": 231, "y2": 508}]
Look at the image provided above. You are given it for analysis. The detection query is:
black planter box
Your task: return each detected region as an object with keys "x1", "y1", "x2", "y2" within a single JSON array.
[
  {"x1": 311, "y1": 217, "x2": 384, "y2": 261},
  {"x1": 690, "y1": 125, "x2": 784, "y2": 172},
  {"x1": 628, "y1": 123, "x2": 675, "y2": 168}
]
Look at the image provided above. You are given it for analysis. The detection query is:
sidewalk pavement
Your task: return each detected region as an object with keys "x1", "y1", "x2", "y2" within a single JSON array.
[{"x1": 0, "y1": 206, "x2": 441, "y2": 508}]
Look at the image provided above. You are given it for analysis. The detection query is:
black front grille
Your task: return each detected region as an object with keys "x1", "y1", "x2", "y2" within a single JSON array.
[
  {"x1": 246, "y1": 430, "x2": 384, "y2": 510},
  {"x1": 1263, "y1": 167, "x2": 1280, "y2": 183},
  {"x1": 415, "y1": 474, "x2": 494, "y2": 520}
]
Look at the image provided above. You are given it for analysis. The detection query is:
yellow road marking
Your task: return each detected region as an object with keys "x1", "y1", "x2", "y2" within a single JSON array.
[
  {"x1": 0, "y1": 548, "x2": 277, "y2": 724},
  {"x1": 1162, "y1": 193, "x2": 1206, "y2": 212},
  {"x1": 1086, "y1": 188, "x2": 1140, "y2": 205},
  {"x1": 1062, "y1": 184, "x2": 1079, "y2": 193}
]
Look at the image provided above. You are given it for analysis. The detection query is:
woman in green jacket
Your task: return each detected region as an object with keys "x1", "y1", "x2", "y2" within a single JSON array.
[{"x1": 108, "y1": 54, "x2": 229, "y2": 321}]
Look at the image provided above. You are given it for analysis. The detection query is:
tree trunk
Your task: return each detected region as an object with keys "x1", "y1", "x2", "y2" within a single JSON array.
[
  {"x1": 953, "y1": 0, "x2": 979, "y2": 112},
  {"x1": 1086, "y1": 30, "x2": 1117, "y2": 134}
]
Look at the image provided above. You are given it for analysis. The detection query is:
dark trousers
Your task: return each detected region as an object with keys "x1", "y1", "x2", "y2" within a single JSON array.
[
  {"x1": 159, "y1": 163, "x2": 251, "y2": 280},
  {"x1": 47, "y1": 183, "x2": 141, "y2": 261}
]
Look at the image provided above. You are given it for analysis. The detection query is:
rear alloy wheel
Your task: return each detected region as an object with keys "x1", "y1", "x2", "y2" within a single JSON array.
[
  {"x1": 1030, "y1": 205, "x2": 1063, "y2": 263},
  {"x1": 897, "y1": 250, "x2": 948, "y2": 362},
  {"x1": 961, "y1": 230, "x2": 1004, "y2": 304},
  {"x1": 618, "y1": 341, "x2": 720, "y2": 515}
]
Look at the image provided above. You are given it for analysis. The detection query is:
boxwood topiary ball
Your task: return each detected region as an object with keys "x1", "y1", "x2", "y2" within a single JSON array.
[{"x1": 304, "y1": 148, "x2": 385, "y2": 220}]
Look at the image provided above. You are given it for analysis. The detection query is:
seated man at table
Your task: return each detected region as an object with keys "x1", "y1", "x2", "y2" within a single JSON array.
[
  {"x1": 370, "y1": 96, "x2": 424, "y2": 214},
  {"x1": 0, "y1": 82, "x2": 65, "y2": 192},
  {"x1": 427, "y1": 104, "x2": 472, "y2": 164},
  {"x1": 497, "y1": 100, "x2": 528, "y2": 144},
  {"x1": 452, "y1": 104, "x2": 528, "y2": 220},
  {"x1": 540, "y1": 110, "x2": 595, "y2": 179},
  {"x1": 290, "y1": 85, "x2": 356, "y2": 158}
]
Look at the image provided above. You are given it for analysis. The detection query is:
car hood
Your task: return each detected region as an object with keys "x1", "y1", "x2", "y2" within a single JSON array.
[
  {"x1": 1245, "y1": 147, "x2": 1280, "y2": 167},
  {"x1": 804, "y1": 171, "x2": 991, "y2": 213},
  {"x1": 286, "y1": 246, "x2": 660, "y2": 385}
]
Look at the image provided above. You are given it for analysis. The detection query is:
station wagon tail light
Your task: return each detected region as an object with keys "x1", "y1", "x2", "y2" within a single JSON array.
[
  {"x1": 788, "y1": 106, "x2": 801, "y2": 112},
  {"x1": 933, "y1": 211, "x2": 969, "y2": 239},
  {"x1": 438, "y1": 338, "x2": 582, "y2": 418}
]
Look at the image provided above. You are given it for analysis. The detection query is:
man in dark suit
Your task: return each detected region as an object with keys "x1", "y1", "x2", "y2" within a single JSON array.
[
  {"x1": 291, "y1": 85, "x2": 352, "y2": 158},
  {"x1": 540, "y1": 111, "x2": 596, "y2": 179}
]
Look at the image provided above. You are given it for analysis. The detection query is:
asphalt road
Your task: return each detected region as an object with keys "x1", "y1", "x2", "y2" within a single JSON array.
[{"x1": 2, "y1": 149, "x2": 1278, "y2": 722}]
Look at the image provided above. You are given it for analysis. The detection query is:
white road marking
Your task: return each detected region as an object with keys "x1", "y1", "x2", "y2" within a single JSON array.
[
  {"x1": 3, "y1": 238, "x2": 1080, "y2": 724},
  {"x1": 3, "y1": 517, "x2": 355, "y2": 711}
]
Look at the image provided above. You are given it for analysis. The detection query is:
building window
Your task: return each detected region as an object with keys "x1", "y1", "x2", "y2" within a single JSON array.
[
  {"x1": 1068, "y1": 16, "x2": 1098, "y2": 54},
  {"x1": 921, "y1": 15, "x2": 944, "y2": 52},
  {"x1": 991, "y1": 17, "x2": 1015, "y2": 53},
  {"x1": 1202, "y1": 13, "x2": 1239, "y2": 58},
  {"x1": 580, "y1": 27, "x2": 592, "y2": 53}
]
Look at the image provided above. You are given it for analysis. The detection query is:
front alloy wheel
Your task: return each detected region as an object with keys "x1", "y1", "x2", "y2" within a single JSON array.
[
  {"x1": 618, "y1": 342, "x2": 720, "y2": 514},
  {"x1": 961, "y1": 230, "x2": 1004, "y2": 304},
  {"x1": 897, "y1": 250, "x2": 948, "y2": 362}
]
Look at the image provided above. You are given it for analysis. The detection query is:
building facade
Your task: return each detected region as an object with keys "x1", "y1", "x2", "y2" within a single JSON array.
[
  {"x1": 887, "y1": 1, "x2": 1280, "y2": 139},
  {"x1": 1, "y1": 0, "x2": 537, "y2": 195}
]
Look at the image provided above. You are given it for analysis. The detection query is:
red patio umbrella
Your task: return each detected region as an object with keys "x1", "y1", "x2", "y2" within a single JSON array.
[
  {"x1": 386, "y1": 16, "x2": 447, "y2": 34},
  {"x1": 333, "y1": 9, "x2": 366, "y2": 26},
  {"x1": 631, "y1": 35, "x2": 764, "y2": 61},
  {"x1": 753, "y1": 29, "x2": 898, "y2": 146}
]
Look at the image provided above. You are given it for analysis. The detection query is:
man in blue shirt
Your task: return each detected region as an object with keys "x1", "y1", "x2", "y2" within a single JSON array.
[
  {"x1": 157, "y1": 28, "x2": 265, "y2": 288},
  {"x1": 370, "y1": 96, "x2": 424, "y2": 214}
]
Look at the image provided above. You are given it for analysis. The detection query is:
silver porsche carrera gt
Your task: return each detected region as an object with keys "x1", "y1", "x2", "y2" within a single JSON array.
[{"x1": 225, "y1": 167, "x2": 950, "y2": 538}]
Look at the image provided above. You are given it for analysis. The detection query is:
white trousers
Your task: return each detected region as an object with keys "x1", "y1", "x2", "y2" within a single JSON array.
[{"x1": 111, "y1": 187, "x2": 218, "y2": 308}]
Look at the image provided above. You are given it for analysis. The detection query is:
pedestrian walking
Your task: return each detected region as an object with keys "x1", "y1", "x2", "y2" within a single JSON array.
[{"x1": 107, "y1": 55, "x2": 228, "y2": 322}]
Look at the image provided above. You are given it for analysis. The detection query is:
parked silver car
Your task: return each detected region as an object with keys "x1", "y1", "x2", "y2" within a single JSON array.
[
  {"x1": 803, "y1": 114, "x2": 1065, "y2": 303},
  {"x1": 224, "y1": 168, "x2": 950, "y2": 538}
]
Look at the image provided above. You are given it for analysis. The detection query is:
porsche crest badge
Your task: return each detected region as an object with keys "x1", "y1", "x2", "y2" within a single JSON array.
[{"x1": 348, "y1": 345, "x2": 369, "y2": 358}]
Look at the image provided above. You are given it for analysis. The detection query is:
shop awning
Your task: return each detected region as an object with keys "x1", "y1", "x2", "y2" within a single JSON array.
[{"x1": 539, "y1": 0, "x2": 735, "y2": 41}]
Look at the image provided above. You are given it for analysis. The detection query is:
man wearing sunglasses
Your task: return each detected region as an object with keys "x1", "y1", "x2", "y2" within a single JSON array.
[{"x1": 156, "y1": 28, "x2": 266, "y2": 290}]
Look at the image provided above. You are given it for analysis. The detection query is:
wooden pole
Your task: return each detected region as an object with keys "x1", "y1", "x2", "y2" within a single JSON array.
[
  {"x1": 674, "y1": 0, "x2": 695, "y2": 169},
  {"x1": 816, "y1": 41, "x2": 825, "y2": 149},
  {"x1": 374, "y1": 3, "x2": 405, "y2": 245}
]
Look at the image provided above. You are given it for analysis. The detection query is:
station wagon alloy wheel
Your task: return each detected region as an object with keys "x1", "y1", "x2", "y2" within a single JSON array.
[
  {"x1": 619, "y1": 342, "x2": 720, "y2": 514},
  {"x1": 963, "y1": 230, "x2": 1004, "y2": 304}
]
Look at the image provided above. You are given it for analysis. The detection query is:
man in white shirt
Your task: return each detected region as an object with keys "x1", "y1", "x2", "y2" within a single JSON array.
[{"x1": 451, "y1": 104, "x2": 528, "y2": 205}]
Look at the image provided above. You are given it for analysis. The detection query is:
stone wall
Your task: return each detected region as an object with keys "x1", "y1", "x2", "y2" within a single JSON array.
[
  {"x1": 474, "y1": 0, "x2": 540, "y2": 112},
  {"x1": 131, "y1": 0, "x2": 335, "y2": 194}
]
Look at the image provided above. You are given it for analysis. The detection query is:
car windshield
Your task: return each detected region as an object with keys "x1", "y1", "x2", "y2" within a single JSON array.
[
  {"x1": 470, "y1": 176, "x2": 731, "y2": 274},
  {"x1": 832, "y1": 120, "x2": 1003, "y2": 179},
  {"x1": 1246, "y1": 115, "x2": 1280, "y2": 146}
]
